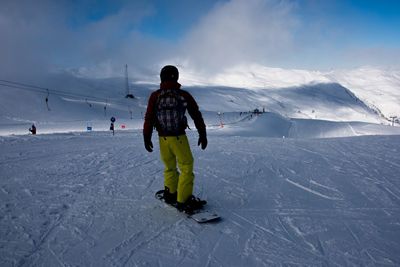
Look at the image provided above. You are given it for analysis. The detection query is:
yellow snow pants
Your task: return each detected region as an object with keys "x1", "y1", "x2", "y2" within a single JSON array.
[{"x1": 159, "y1": 135, "x2": 194, "y2": 204}]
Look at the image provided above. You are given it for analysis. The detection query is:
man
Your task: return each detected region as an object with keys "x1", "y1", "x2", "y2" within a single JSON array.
[
  {"x1": 143, "y1": 65, "x2": 207, "y2": 213},
  {"x1": 29, "y1": 124, "x2": 36, "y2": 135}
]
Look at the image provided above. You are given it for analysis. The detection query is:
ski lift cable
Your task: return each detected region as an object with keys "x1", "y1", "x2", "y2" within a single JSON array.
[
  {"x1": 0, "y1": 83, "x2": 136, "y2": 123},
  {"x1": 0, "y1": 82, "x2": 48, "y2": 94},
  {"x1": 0, "y1": 79, "x2": 126, "y2": 104},
  {"x1": 0, "y1": 79, "x2": 51, "y2": 92},
  {"x1": 0, "y1": 82, "x2": 97, "y2": 103},
  {"x1": 1, "y1": 79, "x2": 141, "y2": 124},
  {"x1": 0, "y1": 79, "x2": 138, "y2": 119},
  {"x1": 0, "y1": 80, "x2": 95, "y2": 100},
  {"x1": 0, "y1": 79, "x2": 134, "y2": 107}
]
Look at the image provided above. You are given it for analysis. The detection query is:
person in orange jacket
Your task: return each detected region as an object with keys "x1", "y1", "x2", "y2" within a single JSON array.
[{"x1": 143, "y1": 65, "x2": 207, "y2": 213}]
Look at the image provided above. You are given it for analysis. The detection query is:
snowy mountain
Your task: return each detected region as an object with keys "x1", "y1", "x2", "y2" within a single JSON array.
[
  {"x1": 180, "y1": 64, "x2": 400, "y2": 124},
  {"x1": 1, "y1": 66, "x2": 400, "y2": 266},
  {"x1": 327, "y1": 67, "x2": 400, "y2": 120},
  {"x1": 1, "y1": 65, "x2": 400, "y2": 136}
]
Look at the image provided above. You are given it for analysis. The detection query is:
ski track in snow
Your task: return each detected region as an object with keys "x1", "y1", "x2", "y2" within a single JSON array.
[
  {"x1": 1, "y1": 131, "x2": 400, "y2": 266},
  {"x1": 284, "y1": 178, "x2": 343, "y2": 201}
]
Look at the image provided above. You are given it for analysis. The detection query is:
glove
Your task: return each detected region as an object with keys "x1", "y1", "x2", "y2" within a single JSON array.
[
  {"x1": 144, "y1": 136, "x2": 153, "y2": 152},
  {"x1": 198, "y1": 134, "x2": 207, "y2": 150}
]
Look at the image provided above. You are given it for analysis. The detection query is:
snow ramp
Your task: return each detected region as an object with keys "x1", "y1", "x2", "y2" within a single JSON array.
[{"x1": 212, "y1": 112, "x2": 400, "y2": 138}]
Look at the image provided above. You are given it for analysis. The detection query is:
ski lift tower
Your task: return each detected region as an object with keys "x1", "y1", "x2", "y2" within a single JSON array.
[
  {"x1": 390, "y1": 116, "x2": 397, "y2": 126},
  {"x1": 125, "y1": 64, "x2": 135, "y2": 99}
]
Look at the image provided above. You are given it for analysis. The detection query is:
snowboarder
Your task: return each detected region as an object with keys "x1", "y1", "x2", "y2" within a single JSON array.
[
  {"x1": 143, "y1": 65, "x2": 208, "y2": 213},
  {"x1": 29, "y1": 124, "x2": 36, "y2": 135}
]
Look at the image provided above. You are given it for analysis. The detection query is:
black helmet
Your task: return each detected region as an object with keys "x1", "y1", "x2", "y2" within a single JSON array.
[{"x1": 160, "y1": 65, "x2": 179, "y2": 82}]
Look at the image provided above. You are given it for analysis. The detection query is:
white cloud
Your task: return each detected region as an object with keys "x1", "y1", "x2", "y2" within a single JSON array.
[
  {"x1": 1, "y1": 0, "x2": 399, "y2": 82},
  {"x1": 180, "y1": 0, "x2": 299, "y2": 72},
  {"x1": 0, "y1": 0, "x2": 163, "y2": 80},
  {"x1": 0, "y1": 1, "x2": 69, "y2": 79}
]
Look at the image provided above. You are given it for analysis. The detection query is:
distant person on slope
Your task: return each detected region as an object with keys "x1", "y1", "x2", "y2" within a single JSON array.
[
  {"x1": 143, "y1": 65, "x2": 208, "y2": 214},
  {"x1": 29, "y1": 124, "x2": 36, "y2": 135}
]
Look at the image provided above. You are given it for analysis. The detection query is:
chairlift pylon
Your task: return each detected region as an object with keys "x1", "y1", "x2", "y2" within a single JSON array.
[
  {"x1": 125, "y1": 64, "x2": 135, "y2": 99},
  {"x1": 86, "y1": 98, "x2": 92, "y2": 107},
  {"x1": 104, "y1": 100, "x2": 108, "y2": 117},
  {"x1": 45, "y1": 89, "x2": 50, "y2": 111}
]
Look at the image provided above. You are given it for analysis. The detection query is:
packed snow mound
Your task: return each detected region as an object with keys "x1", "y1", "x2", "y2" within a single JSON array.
[
  {"x1": 213, "y1": 112, "x2": 292, "y2": 137},
  {"x1": 213, "y1": 112, "x2": 400, "y2": 138},
  {"x1": 289, "y1": 118, "x2": 400, "y2": 138}
]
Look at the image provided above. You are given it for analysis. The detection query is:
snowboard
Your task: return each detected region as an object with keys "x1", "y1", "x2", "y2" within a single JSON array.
[{"x1": 155, "y1": 190, "x2": 220, "y2": 223}]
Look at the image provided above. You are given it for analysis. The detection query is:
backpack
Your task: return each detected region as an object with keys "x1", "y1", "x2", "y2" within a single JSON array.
[{"x1": 155, "y1": 89, "x2": 188, "y2": 134}]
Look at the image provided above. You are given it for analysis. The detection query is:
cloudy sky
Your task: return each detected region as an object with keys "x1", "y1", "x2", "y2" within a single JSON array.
[{"x1": 1, "y1": 0, "x2": 400, "y2": 79}]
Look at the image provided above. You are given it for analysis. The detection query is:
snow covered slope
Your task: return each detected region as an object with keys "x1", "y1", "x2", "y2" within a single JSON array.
[
  {"x1": 190, "y1": 82, "x2": 383, "y2": 123},
  {"x1": 1, "y1": 67, "x2": 399, "y2": 137},
  {"x1": 0, "y1": 73, "x2": 151, "y2": 135},
  {"x1": 327, "y1": 67, "x2": 400, "y2": 119},
  {"x1": 180, "y1": 64, "x2": 400, "y2": 123},
  {"x1": 1, "y1": 131, "x2": 400, "y2": 266},
  {"x1": 1, "y1": 66, "x2": 400, "y2": 266}
]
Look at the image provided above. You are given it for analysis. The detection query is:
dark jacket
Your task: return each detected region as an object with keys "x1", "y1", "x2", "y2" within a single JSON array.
[
  {"x1": 29, "y1": 125, "x2": 36, "y2": 135},
  {"x1": 143, "y1": 81, "x2": 206, "y2": 138}
]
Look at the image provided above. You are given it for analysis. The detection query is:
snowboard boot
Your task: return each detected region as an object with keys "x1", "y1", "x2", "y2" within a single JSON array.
[
  {"x1": 176, "y1": 195, "x2": 207, "y2": 214},
  {"x1": 163, "y1": 187, "x2": 177, "y2": 205}
]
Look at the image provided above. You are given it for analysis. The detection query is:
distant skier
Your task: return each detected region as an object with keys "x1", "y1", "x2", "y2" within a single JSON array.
[
  {"x1": 29, "y1": 124, "x2": 36, "y2": 135},
  {"x1": 143, "y1": 65, "x2": 208, "y2": 213},
  {"x1": 110, "y1": 117, "x2": 116, "y2": 136}
]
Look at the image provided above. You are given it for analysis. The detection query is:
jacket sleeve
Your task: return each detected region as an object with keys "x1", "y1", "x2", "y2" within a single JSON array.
[
  {"x1": 183, "y1": 91, "x2": 206, "y2": 136},
  {"x1": 143, "y1": 91, "x2": 158, "y2": 139}
]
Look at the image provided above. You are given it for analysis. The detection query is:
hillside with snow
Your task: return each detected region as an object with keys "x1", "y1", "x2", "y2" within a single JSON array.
[
  {"x1": 1, "y1": 66, "x2": 400, "y2": 266},
  {"x1": 180, "y1": 64, "x2": 400, "y2": 124},
  {"x1": 1, "y1": 65, "x2": 400, "y2": 136}
]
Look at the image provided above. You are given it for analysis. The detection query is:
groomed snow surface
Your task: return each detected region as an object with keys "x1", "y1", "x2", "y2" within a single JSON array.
[
  {"x1": 1, "y1": 67, "x2": 400, "y2": 266},
  {"x1": 1, "y1": 128, "x2": 400, "y2": 266}
]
